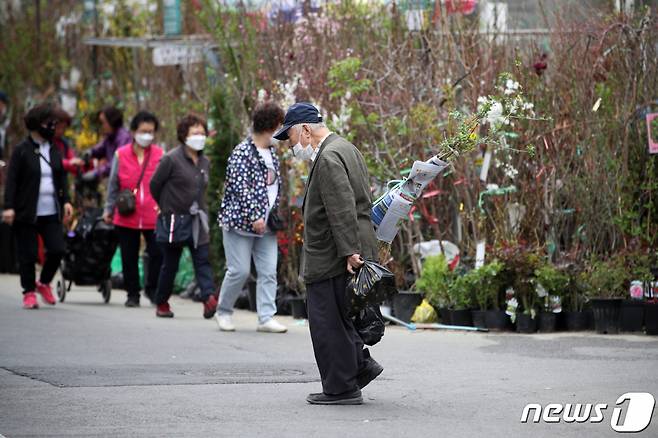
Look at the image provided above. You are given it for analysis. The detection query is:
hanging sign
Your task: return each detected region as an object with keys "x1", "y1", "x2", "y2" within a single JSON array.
[{"x1": 152, "y1": 46, "x2": 203, "y2": 66}]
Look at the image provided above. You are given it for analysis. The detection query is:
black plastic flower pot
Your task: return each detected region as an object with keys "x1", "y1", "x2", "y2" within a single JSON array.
[
  {"x1": 645, "y1": 302, "x2": 658, "y2": 336},
  {"x1": 392, "y1": 291, "x2": 422, "y2": 324},
  {"x1": 564, "y1": 311, "x2": 589, "y2": 331},
  {"x1": 585, "y1": 309, "x2": 595, "y2": 330},
  {"x1": 485, "y1": 310, "x2": 511, "y2": 331},
  {"x1": 472, "y1": 310, "x2": 487, "y2": 329},
  {"x1": 289, "y1": 297, "x2": 308, "y2": 320},
  {"x1": 591, "y1": 298, "x2": 622, "y2": 334},
  {"x1": 620, "y1": 299, "x2": 645, "y2": 332},
  {"x1": 449, "y1": 309, "x2": 473, "y2": 327},
  {"x1": 439, "y1": 308, "x2": 452, "y2": 325},
  {"x1": 516, "y1": 313, "x2": 537, "y2": 333},
  {"x1": 538, "y1": 312, "x2": 558, "y2": 333},
  {"x1": 274, "y1": 286, "x2": 292, "y2": 316}
]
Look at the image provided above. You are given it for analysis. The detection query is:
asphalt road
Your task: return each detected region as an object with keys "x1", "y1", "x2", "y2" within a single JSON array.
[{"x1": 1, "y1": 274, "x2": 657, "y2": 438}]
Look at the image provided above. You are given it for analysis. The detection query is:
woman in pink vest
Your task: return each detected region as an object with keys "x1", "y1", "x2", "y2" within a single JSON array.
[{"x1": 102, "y1": 111, "x2": 163, "y2": 307}]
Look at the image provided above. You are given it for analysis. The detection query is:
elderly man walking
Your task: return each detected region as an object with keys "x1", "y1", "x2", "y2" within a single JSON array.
[{"x1": 274, "y1": 102, "x2": 384, "y2": 405}]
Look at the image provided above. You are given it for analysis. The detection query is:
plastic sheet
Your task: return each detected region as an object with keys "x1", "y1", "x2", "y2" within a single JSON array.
[
  {"x1": 411, "y1": 299, "x2": 438, "y2": 323},
  {"x1": 173, "y1": 248, "x2": 194, "y2": 293},
  {"x1": 347, "y1": 260, "x2": 397, "y2": 314}
]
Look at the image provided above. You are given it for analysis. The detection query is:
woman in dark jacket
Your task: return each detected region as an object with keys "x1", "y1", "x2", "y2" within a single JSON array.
[
  {"x1": 2, "y1": 103, "x2": 73, "y2": 309},
  {"x1": 150, "y1": 114, "x2": 217, "y2": 319}
]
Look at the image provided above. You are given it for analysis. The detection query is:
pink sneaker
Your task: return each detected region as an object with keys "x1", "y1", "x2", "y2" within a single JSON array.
[
  {"x1": 36, "y1": 281, "x2": 57, "y2": 305},
  {"x1": 23, "y1": 292, "x2": 39, "y2": 309}
]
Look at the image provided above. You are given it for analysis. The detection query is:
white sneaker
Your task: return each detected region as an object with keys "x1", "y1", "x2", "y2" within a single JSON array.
[
  {"x1": 216, "y1": 314, "x2": 235, "y2": 332},
  {"x1": 257, "y1": 318, "x2": 288, "y2": 333}
]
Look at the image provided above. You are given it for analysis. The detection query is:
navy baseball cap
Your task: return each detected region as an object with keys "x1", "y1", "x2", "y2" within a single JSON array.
[{"x1": 273, "y1": 102, "x2": 323, "y2": 141}]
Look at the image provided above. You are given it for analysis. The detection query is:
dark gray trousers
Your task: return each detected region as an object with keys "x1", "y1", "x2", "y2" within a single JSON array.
[{"x1": 306, "y1": 272, "x2": 365, "y2": 395}]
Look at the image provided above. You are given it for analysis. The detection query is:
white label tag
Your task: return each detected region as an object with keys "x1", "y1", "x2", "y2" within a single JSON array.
[
  {"x1": 480, "y1": 150, "x2": 492, "y2": 182},
  {"x1": 475, "y1": 240, "x2": 486, "y2": 268}
]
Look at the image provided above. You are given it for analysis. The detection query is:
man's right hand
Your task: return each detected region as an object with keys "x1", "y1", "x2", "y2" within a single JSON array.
[
  {"x1": 347, "y1": 254, "x2": 364, "y2": 274},
  {"x1": 2, "y1": 209, "x2": 15, "y2": 225},
  {"x1": 102, "y1": 212, "x2": 113, "y2": 224},
  {"x1": 253, "y1": 218, "x2": 266, "y2": 235}
]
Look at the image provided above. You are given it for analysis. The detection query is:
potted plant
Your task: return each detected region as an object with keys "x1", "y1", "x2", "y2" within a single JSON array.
[
  {"x1": 493, "y1": 244, "x2": 542, "y2": 332},
  {"x1": 470, "y1": 267, "x2": 488, "y2": 329},
  {"x1": 415, "y1": 254, "x2": 454, "y2": 324},
  {"x1": 288, "y1": 285, "x2": 308, "y2": 320},
  {"x1": 504, "y1": 250, "x2": 541, "y2": 333},
  {"x1": 471, "y1": 260, "x2": 505, "y2": 329},
  {"x1": 583, "y1": 257, "x2": 628, "y2": 334},
  {"x1": 559, "y1": 264, "x2": 590, "y2": 331},
  {"x1": 534, "y1": 264, "x2": 569, "y2": 333},
  {"x1": 619, "y1": 251, "x2": 653, "y2": 332},
  {"x1": 447, "y1": 270, "x2": 476, "y2": 327}
]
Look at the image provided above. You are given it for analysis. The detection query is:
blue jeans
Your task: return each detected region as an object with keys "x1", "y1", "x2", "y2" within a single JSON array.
[
  {"x1": 217, "y1": 229, "x2": 278, "y2": 324},
  {"x1": 155, "y1": 242, "x2": 215, "y2": 305}
]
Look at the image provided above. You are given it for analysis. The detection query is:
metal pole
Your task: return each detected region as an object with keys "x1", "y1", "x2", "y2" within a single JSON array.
[
  {"x1": 35, "y1": 0, "x2": 40, "y2": 58},
  {"x1": 92, "y1": 0, "x2": 99, "y2": 78},
  {"x1": 382, "y1": 313, "x2": 489, "y2": 332},
  {"x1": 131, "y1": 47, "x2": 140, "y2": 106}
]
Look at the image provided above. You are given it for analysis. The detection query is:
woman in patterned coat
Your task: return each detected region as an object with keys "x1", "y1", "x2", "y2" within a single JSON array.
[{"x1": 216, "y1": 102, "x2": 288, "y2": 333}]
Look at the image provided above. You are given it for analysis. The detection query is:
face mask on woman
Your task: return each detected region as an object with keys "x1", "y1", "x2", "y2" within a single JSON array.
[
  {"x1": 135, "y1": 133, "x2": 154, "y2": 147},
  {"x1": 185, "y1": 135, "x2": 207, "y2": 151},
  {"x1": 37, "y1": 120, "x2": 57, "y2": 142}
]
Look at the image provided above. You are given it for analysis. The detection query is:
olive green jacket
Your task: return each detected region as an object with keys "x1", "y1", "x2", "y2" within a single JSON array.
[{"x1": 302, "y1": 133, "x2": 378, "y2": 284}]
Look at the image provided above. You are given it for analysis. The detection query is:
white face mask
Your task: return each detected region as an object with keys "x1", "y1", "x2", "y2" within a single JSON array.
[
  {"x1": 293, "y1": 142, "x2": 315, "y2": 161},
  {"x1": 185, "y1": 135, "x2": 206, "y2": 151},
  {"x1": 135, "y1": 133, "x2": 154, "y2": 147},
  {"x1": 292, "y1": 126, "x2": 315, "y2": 161}
]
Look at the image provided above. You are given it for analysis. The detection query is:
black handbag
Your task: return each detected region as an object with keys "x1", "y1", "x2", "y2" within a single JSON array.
[
  {"x1": 116, "y1": 149, "x2": 150, "y2": 216},
  {"x1": 266, "y1": 211, "x2": 285, "y2": 232},
  {"x1": 155, "y1": 213, "x2": 194, "y2": 245}
]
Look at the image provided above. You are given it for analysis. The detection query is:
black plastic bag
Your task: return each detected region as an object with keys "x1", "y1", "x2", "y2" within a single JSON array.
[
  {"x1": 354, "y1": 304, "x2": 386, "y2": 346},
  {"x1": 347, "y1": 260, "x2": 397, "y2": 314}
]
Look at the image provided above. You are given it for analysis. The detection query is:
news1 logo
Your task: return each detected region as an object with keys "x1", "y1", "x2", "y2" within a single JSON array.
[{"x1": 521, "y1": 392, "x2": 655, "y2": 433}]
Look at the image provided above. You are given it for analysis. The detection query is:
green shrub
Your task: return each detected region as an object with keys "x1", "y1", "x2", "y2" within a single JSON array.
[
  {"x1": 416, "y1": 254, "x2": 454, "y2": 309},
  {"x1": 448, "y1": 270, "x2": 477, "y2": 310},
  {"x1": 534, "y1": 263, "x2": 569, "y2": 311},
  {"x1": 582, "y1": 258, "x2": 628, "y2": 299},
  {"x1": 472, "y1": 260, "x2": 505, "y2": 311}
]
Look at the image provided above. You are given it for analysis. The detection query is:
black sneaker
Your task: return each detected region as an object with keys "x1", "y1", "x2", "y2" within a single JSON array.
[
  {"x1": 357, "y1": 357, "x2": 384, "y2": 389},
  {"x1": 306, "y1": 388, "x2": 363, "y2": 405},
  {"x1": 125, "y1": 296, "x2": 140, "y2": 308}
]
